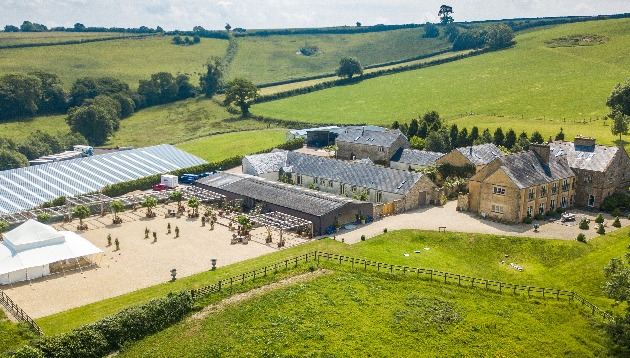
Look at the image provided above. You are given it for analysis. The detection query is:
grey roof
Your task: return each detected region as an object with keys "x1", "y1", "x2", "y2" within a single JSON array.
[
  {"x1": 335, "y1": 128, "x2": 406, "y2": 148},
  {"x1": 495, "y1": 151, "x2": 575, "y2": 189},
  {"x1": 244, "y1": 150, "x2": 426, "y2": 195},
  {"x1": 197, "y1": 173, "x2": 356, "y2": 216},
  {"x1": 549, "y1": 141, "x2": 620, "y2": 172},
  {"x1": 455, "y1": 143, "x2": 505, "y2": 166},
  {"x1": 0, "y1": 145, "x2": 206, "y2": 214},
  {"x1": 391, "y1": 148, "x2": 444, "y2": 166},
  {"x1": 289, "y1": 126, "x2": 340, "y2": 136}
]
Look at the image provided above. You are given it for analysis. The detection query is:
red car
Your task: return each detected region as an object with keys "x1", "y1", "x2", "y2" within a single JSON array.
[{"x1": 152, "y1": 183, "x2": 169, "y2": 191}]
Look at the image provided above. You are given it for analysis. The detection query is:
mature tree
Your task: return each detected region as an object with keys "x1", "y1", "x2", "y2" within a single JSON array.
[
  {"x1": 356, "y1": 22, "x2": 362, "y2": 27},
  {"x1": 511, "y1": 132, "x2": 530, "y2": 152},
  {"x1": 156, "y1": 26, "x2": 164, "y2": 33},
  {"x1": 391, "y1": 120, "x2": 400, "y2": 129},
  {"x1": 20, "y1": 21, "x2": 47, "y2": 32},
  {"x1": 468, "y1": 126, "x2": 479, "y2": 143},
  {"x1": 611, "y1": 109, "x2": 630, "y2": 142},
  {"x1": 422, "y1": 110, "x2": 442, "y2": 132},
  {"x1": 0, "y1": 73, "x2": 42, "y2": 120},
  {"x1": 602, "y1": 255, "x2": 630, "y2": 353},
  {"x1": 504, "y1": 128, "x2": 517, "y2": 149},
  {"x1": 225, "y1": 23, "x2": 231, "y2": 32},
  {"x1": 110, "y1": 200, "x2": 125, "y2": 220},
  {"x1": 474, "y1": 128, "x2": 493, "y2": 145},
  {"x1": 137, "y1": 72, "x2": 178, "y2": 106},
  {"x1": 66, "y1": 95, "x2": 120, "y2": 145},
  {"x1": 176, "y1": 74, "x2": 196, "y2": 100},
  {"x1": 449, "y1": 124, "x2": 459, "y2": 149},
  {"x1": 493, "y1": 127, "x2": 504, "y2": 146},
  {"x1": 73, "y1": 205, "x2": 91, "y2": 227},
  {"x1": 530, "y1": 131, "x2": 544, "y2": 144},
  {"x1": 4, "y1": 25, "x2": 19, "y2": 32},
  {"x1": 141, "y1": 197, "x2": 158, "y2": 215},
  {"x1": 444, "y1": 23, "x2": 459, "y2": 42},
  {"x1": 223, "y1": 78, "x2": 259, "y2": 117},
  {"x1": 438, "y1": 5, "x2": 454, "y2": 25},
  {"x1": 336, "y1": 57, "x2": 363, "y2": 79},
  {"x1": 0, "y1": 149, "x2": 28, "y2": 170},
  {"x1": 607, "y1": 78, "x2": 630, "y2": 116},
  {"x1": 417, "y1": 121, "x2": 428, "y2": 139},
  {"x1": 74, "y1": 23, "x2": 86, "y2": 31},
  {"x1": 29, "y1": 71, "x2": 66, "y2": 114},
  {"x1": 110, "y1": 93, "x2": 135, "y2": 118},
  {"x1": 170, "y1": 190, "x2": 184, "y2": 210},
  {"x1": 193, "y1": 35, "x2": 201, "y2": 44},
  {"x1": 323, "y1": 144, "x2": 338, "y2": 158},
  {"x1": 458, "y1": 127, "x2": 469, "y2": 147},
  {"x1": 453, "y1": 29, "x2": 487, "y2": 51},
  {"x1": 69, "y1": 77, "x2": 129, "y2": 107},
  {"x1": 200, "y1": 57, "x2": 223, "y2": 98},
  {"x1": 484, "y1": 23, "x2": 515, "y2": 50},
  {"x1": 410, "y1": 136, "x2": 425, "y2": 150},
  {"x1": 173, "y1": 35, "x2": 182, "y2": 45},
  {"x1": 423, "y1": 23, "x2": 440, "y2": 38},
  {"x1": 188, "y1": 196, "x2": 200, "y2": 216},
  {"x1": 193, "y1": 26, "x2": 205, "y2": 33},
  {"x1": 425, "y1": 129, "x2": 449, "y2": 153},
  {"x1": 554, "y1": 128, "x2": 565, "y2": 141},
  {"x1": 407, "y1": 118, "x2": 419, "y2": 138}
]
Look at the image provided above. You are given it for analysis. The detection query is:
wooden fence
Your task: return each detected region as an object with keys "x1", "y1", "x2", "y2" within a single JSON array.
[
  {"x1": 0, "y1": 288, "x2": 44, "y2": 335},
  {"x1": 190, "y1": 251, "x2": 614, "y2": 322}
]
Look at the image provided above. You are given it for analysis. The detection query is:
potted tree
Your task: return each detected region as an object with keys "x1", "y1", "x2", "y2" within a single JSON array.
[
  {"x1": 169, "y1": 191, "x2": 184, "y2": 212},
  {"x1": 201, "y1": 216, "x2": 206, "y2": 226},
  {"x1": 114, "y1": 237, "x2": 120, "y2": 250},
  {"x1": 167, "y1": 222, "x2": 171, "y2": 234},
  {"x1": 107, "y1": 234, "x2": 112, "y2": 246},
  {"x1": 210, "y1": 220, "x2": 215, "y2": 230},
  {"x1": 334, "y1": 221, "x2": 340, "y2": 232},
  {"x1": 153, "y1": 231, "x2": 157, "y2": 242},
  {"x1": 0, "y1": 221, "x2": 8, "y2": 241},
  {"x1": 36, "y1": 213, "x2": 52, "y2": 223},
  {"x1": 110, "y1": 200, "x2": 125, "y2": 224},
  {"x1": 175, "y1": 226, "x2": 180, "y2": 237},
  {"x1": 360, "y1": 215, "x2": 366, "y2": 224},
  {"x1": 141, "y1": 197, "x2": 158, "y2": 218},
  {"x1": 144, "y1": 227, "x2": 150, "y2": 239},
  {"x1": 73, "y1": 205, "x2": 90, "y2": 230},
  {"x1": 188, "y1": 197, "x2": 200, "y2": 218}
]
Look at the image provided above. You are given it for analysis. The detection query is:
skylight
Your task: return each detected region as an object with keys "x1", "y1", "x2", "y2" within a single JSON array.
[
  {"x1": 586, "y1": 153, "x2": 595, "y2": 160},
  {"x1": 555, "y1": 149, "x2": 564, "y2": 157}
]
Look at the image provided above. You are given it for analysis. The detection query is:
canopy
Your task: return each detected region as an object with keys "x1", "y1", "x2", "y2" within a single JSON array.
[{"x1": 0, "y1": 220, "x2": 103, "y2": 283}]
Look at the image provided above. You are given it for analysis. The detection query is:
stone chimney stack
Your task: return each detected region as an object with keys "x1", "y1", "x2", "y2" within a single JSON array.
[
  {"x1": 574, "y1": 135, "x2": 596, "y2": 147},
  {"x1": 362, "y1": 126, "x2": 365, "y2": 136},
  {"x1": 530, "y1": 143, "x2": 550, "y2": 164}
]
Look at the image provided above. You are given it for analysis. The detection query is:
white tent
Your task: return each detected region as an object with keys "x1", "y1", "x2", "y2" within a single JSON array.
[{"x1": 0, "y1": 220, "x2": 103, "y2": 285}]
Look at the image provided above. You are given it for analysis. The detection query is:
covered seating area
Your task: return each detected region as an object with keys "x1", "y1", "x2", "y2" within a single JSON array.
[
  {"x1": 250, "y1": 211, "x2": 313, "y2": 247},
  {"x1": 0, "y1": 220, "x2": 103, "y2": 285}
]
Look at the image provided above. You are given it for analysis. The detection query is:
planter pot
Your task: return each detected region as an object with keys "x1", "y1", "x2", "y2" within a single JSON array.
[
  {"x1": 360, "y1": 220, "x2": 365, "y2": 224},
  {"x1": 335, "y1": 228, "x2": 340, "y2": 233}
]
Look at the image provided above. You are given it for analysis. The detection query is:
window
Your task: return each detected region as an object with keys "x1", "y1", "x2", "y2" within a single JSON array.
[
  {"x1": 527, "y1": 206, "x2": 533, "y2": 217},
  {"x1": 540, "y1": 185, "x2": 547, "y2": 198},
  {"x1": 376, "y1": 191, "x2": 383, "y2": 203},
  {"x1": 493, "y1": 186, "x2": 506, "y2": 195},
  {"x1": 340, "y1": 184, "x2": 346, "y2": 195},
  {"x1": 491, "y1": 205, "x2": 504, "y2": 214},
  {"x1": 378, "y1": 147, "x2": 384, "y2": 152},
  {"x1": 551, "y1": 183, "x2": 557, "y2": 195},
  {"x1": 528, "y1": 188, "x2": 535, "y2": 201},
  {"x1": 572, "y1": 178, "x2": 576, "y2": 189},
  {"x1": 588, "y1": 195, "x2": 595, "y2": 207},
  {"x1": 539, "y1": 202, "x2": 545, "y2": 214},
  {"x1": 328, "y1": 180, "x2": 334, "y2": 187},
  {"x1": 296, "y1": 175, "x2": 302, "y2": 185},
  {"x1": 561, "y1": 196, "x2": 567, "y2": 208},
  {"x1": 550, "y1": 199, "x2": 555, "y2": 211},
  {"x1": 351, "y1": 185, "x2": 357, "y2": 193},
  {"x1": 570, "y1": 195, "x2": 574, "y2": 206},
  {"x1": 314, "y1": 177, "x2": 319, "y2": 184},
  {"x1": 562, "y1": 179, "x2": 569, "y2": 192}
]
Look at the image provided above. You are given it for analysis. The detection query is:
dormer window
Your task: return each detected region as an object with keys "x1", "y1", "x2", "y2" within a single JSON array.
[{"x1": 378, "y1": 147, "x2": 384, "y2": 152}]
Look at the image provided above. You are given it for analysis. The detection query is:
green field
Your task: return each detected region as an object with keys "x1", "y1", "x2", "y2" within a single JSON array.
[
  {"x1": 34, "y1": 227, "x2": 630, "y2": 336},
  {"x1": 0, "y1": 36, "x2": 228, "y2": 90},
  {"x1": 119, "y1": 271, "x2": 608, "y2": 357},
  {"x1": 0, "y1": 309, "x2": 36, "y2": 353},
  {"x1": 0, "y1": 31, "x2": 139, "y2": 46},
  {"x1": 229, "y1": 28, "x2": 451, "y2": 84},
  {"x1": 176, "y1": 129, "x2": 287, "y2": 162},
  {"x1": 252, "y1": 18, "x2": 630, "y2": 129}
]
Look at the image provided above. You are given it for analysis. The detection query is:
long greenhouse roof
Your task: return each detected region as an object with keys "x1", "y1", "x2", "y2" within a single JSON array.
[{"x1": 0, "y1": 144, "x2": 206, "y2": 214}]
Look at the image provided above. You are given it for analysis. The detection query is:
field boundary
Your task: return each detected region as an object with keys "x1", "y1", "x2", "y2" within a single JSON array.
[
  {"x1": 0, "y1": 288, "x2": 43, "y2": 335},
  {"x1": 190, "y1": 250, "x2": 614, "y2": 322},
  {"x1": 0, "y1": 33, "x2": 156, "y2": 50}
]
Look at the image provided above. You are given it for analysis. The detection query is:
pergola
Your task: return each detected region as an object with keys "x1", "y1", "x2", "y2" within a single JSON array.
[
  {"x1": 179, "y1": 186, "x2": 225, "y2": 203},
  {"x1": 250, "y1": 211, "x2": 313, "y2": 243},
  {"x1": 28, "y1": 207, "x2": 68, "y2": 220},
  {"x1": 0, "y1": 212, "x2": 29, "y2": 225},
  {"x1": 66, "y1": 194, "x2": 113, "y2": 215}
]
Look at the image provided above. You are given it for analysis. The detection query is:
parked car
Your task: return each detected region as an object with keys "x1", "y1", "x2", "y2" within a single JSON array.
[
  {"x1": 199, "y1": 170, "x2": 222, "y2": 178},
  {"x1": 179, "y1": 174, "x2": 200, "y2": 184},
  {"x1": 152, "y1": 183, "x2": 169, "y2": 191}
]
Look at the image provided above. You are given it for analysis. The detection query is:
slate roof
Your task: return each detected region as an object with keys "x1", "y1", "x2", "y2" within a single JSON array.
[
  {"x1": 495, "y1": 151, "x2": 575, "y2": 189},
  {"x1": 243, "y1": 151, "x2": 426, "y2": 195},
  {"x1": 549, "y1": 141, "x2": 620, "y2": 172},
  {"x1": 196, "y1": 173, "x2": 356, "y2": 216},
  {"x1": 455, "y1": 143, "x2": 505, "y2": 166},
  {"x1": 391, "y1": 148, "x2": 444, "y2": 166},
  {"x1": 335, "y1": 128, "x2": 406, "y2": 148}
]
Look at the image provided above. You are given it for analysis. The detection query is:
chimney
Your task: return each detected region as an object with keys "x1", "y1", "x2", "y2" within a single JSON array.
[
  {"x1": 574, "y1": 135, "x2": 596, "y2": 148},
  {"x1": 362, "y1": 126, "x2": 365, "y2": 136},
  {"x1": 469, "y1": 147, "x2": 473, "y2": 156},
  {"x1": 530, "y1": 143, "x2": 550, "y2": 164}
]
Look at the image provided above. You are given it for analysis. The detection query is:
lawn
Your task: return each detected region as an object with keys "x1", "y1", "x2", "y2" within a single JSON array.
[
  {"x1": 251, "y1": 18, "x2": 630, "y2": 128},
  {"x1": 229, "y1": 28, "x2": 451, "y2": 84},
  {"x1": 0, "y1": 36, "x2": 228, "y2": 90},
  {"x1": 0, "y1": 309, "x2": 37, "y2": 353},
  {"x1": 118, "y1": 270, "x2": 609, "y2": 357},
  {"x1": 176, "y1": 129, "x2": 287, "y2": 162},
  {"x1": 0, "y1": 31, "x2": 138, "y2": 47},
  {"x1": 35, "y1": 226, "x2": 630, "y2": 336}
]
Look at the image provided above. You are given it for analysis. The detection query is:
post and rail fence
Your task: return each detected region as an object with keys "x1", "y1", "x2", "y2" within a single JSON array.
[
  {"x1": 0, "y1": 288, "x2": 44, "y2": 335},
  {"x1": 190, "y1": 251, "x2": 614, "y2": 322}
]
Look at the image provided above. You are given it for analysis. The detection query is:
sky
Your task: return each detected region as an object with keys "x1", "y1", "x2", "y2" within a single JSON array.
[{"x1": 2, "y1": 0, "x2": 630, "y2": 31}]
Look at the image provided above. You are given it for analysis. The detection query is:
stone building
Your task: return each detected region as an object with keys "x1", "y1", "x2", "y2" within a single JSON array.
[
  {"x1": 335, "y1": 128, "x2": 409, "y2": 165},
  {"x1": 242, "y1": 150, "x2": 438, "y2": 210},
  {"x1": 468, "y1": 144, "x2": 577, "y2": 223},
  {"x1": 436, "y1": 143, "x2": 505, "y2": 175},
  {"x1": 390, "y1": 148, "x2": 445, "y2": 171},
  {"x1": 549, "y1": 136, "x2": 630, "y2": 208}
]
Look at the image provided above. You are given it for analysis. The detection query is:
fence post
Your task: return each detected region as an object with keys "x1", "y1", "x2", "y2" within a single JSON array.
[
  {"x1": 527, "y1": 287, "x2": 531, "y2": 298},
  {"x1": 264, "y1": 267, "x2": 267, "y2": 276},
  {"x1": 364, "y1": 260, "x2": 367, "y2": 270},
  {"x1": 485, "y1": 280, "x2": 488, "y2": 291},
  {"x1": 378, "y1": 263, "x2": 380, "y2": 271},
  {"x1": 429, "y1": 270, "x2": 433, "y2": 281},
  {"x1": 191, "y1": 289, "x2": 196, "y2": 300},
  {"x1": 458, "y1": 274, "x2": 461, "y2": 286},
  {"x1": 218, "y1": 280, "x2": 222, "y2": 291},
  {"x1": 542, "y1": 288, "x2": 545, "y2": 298},
  {"x1": 513, "y1": 285, "x2": 517, "y2": 295},
  {"x1": 556, "y1": 290, "x2": 560, "y2": 300},
  {"x1": 391, "y1": 265, "x2": 394, "y2": 273},
  {"x1": 499, "y1": 282, "x2": 502, "y2": 293},
  {"x1": 339, "y1": 256, "x2": 342, "y2": 265},
  {"x1": 295, "y1": 257, "x2": 298, "y2": 267},
  {"x1": 317, "y1": 251, "x2": 320, "y2": 264},
  {"x1": 242, "y1": 273, "x2": 245, "y2": 284},
  {"x1": 444, "y1": 272, "x2": 447, "y2": 283},
  {"x1": 352, "y1": 258, "x2": 354, "y2": 269},
  {"x1": 286, "y1": 260, "x2": 288, "y2": 269},
  {"x1": 471, "y1": 278, "x2": 475, "y2": 288},
  {"x1": 230, "y1": 277, "x2": 233, "y2": 289},
  {"x1": 254, "y1": 271, "x2": 256, "y2": 280}
]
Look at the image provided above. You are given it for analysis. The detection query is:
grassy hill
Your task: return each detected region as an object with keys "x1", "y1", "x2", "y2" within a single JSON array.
[
  {"x1": 251, "y1": 18, "x2": 630, "y2": 141},
  {"x1": 0, "y1": 31, "x2": 140, "y2": 47},
  {"x1": 118, "y1": 270, "x2": 608, "y2": 357},
  {"x1": 0, "y1": 36, "x2": 228, "y2": 90},
  {"x1": 228, "y1": 28, "x2": 451, "y2": 84}
]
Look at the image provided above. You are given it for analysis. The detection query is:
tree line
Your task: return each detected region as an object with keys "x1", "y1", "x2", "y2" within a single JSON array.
[
  {"x1": 0, "y1": 131, "x2": 88, "y2": 170},
  {"x1": 4, "y1": 21, "x2": 161, "y2": 33},
  {"x1": 392, "y1": 112, "x2": 552, "y2": 154}
]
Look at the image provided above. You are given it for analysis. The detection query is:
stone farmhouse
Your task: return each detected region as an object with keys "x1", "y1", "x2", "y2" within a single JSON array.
[
  {"x1": 335, "y1": 127, "x2": 410, "y2": 165},
  {"x1": 548, "y1": 136, "x2": 630, "y2": 208},
  {"x1": 390, "y1": 148, "x2": 445, "y2": 171},
  {"x1": 468, "y1": 144, "x2": 577, "y2": 223},
  {"x1": 242, "y1": 150, "x2": 438, "y2": 213},
  {"x1": 436, "y1": 143, "x2": 505, "y2": 175}
]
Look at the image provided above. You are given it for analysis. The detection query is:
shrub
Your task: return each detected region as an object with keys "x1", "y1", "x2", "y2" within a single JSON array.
[
  {"x1": 576, "y1": 233, "x2": 587, "y2": 243},
  {"x1": 597, "y1": 224, "x2": 606, "y2": 235},
  {"x1": 556, "y1": 207, "x2": 565, "y2": 214},
  {"x1": 383, "y1": 228, "x2": 388, "y2": 233},
  {"x1": 522, "y1": 216, "x2": 533, "y2": 224},
  {"x1": 612, "y1": 207, "x2": 622, "y2": 217},
  {"x1": 579, "y1": 219, "x2": 590, "y2": 230},
  {"x1": 12, "y1": 345, "x2": 45, "y2": 358},
  {"x1": 613, "y1": 216, "x2": 622, "y2": 228},
  {"x1": 34, "y1": 326, "x2": 109, "y2": 358},
  {"x1": 595, "y1": 213, "x2": 605, "y2": 224},
  {"x1": 36, "y1": 212, "x2": 52, "y2": 223},
  {"x1": 546, "y1": 209, "x2": 556, "y2": 217},
  {"x1": 361, "y1": 235, "x2": 366, "y2": 241},
  {"x1": 534, "y1": 213, "x2": 545, "y2": 221},
  {"x1": 52, "y1": 196, "x2": 66, "y2": 206},
  {"x1": 601, "y1": 193, "x2": 630, "y2": 211}
]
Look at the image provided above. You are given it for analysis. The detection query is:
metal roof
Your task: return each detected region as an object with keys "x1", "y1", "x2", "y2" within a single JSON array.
[{"x1": 0, "y1": 144, "x2": 206, "y2": 215}]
